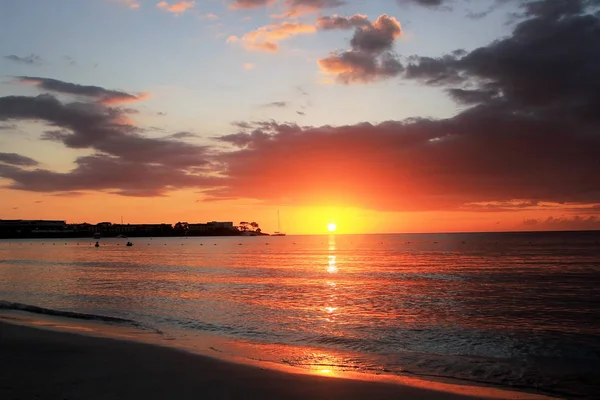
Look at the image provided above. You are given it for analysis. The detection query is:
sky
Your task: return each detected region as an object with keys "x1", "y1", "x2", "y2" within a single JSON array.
[{"x1": 1, "y1": 0, "x2": 600, "y2": 234}]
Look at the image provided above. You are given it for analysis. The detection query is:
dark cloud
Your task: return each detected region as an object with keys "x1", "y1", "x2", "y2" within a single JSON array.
[
  {"x1": 229, "y1": 0, "x2": 274, "y2": 9},
  {"x1": 0, "y1": 155, "x2": 217, "y2": 196},
  {"x1": 319, "y1": 51, "x2": 404, "y2": 84},
  {"x1": 316, "y1": 14, "x2": 370, "y2": 30},
  {"x1": 522, "y1": 216, "x2": 600, "y2": 231},
  {"x1": 396, "y1": 0, "x2": 452, "y2": 10},
  {"x1": 0, "y1": 82, "x2": 218, "y2": 196},
  {"x1": 18, "y1": 76, "x2": 147, "y2": 105},
  {"x1": 318, "y1": 15, "x2": 403, "y2": 83},
  {"x1": 208, "y1": 2, "x2": 600, "y2": 210},
  {"x1": 0, "y1": 153, "x2": 39, "y2": 167},
  {"x1": 0, "y1": 94, "x2": 209, "y2": 168},
  {"x1": 400, "y1": 0, "x2": 446, "y2": 5},
  {"x1": 263, "y1": 101, "x2": 288, "y2": 108},
  {"x1": 296, "y1": 111, "x2": 306, "y2": 116},
  {"x1": 404, "y1": 0, "x2": 600, "y2": 126},
  {"x1": 285, "y1": 0, "x2": 345, "y2": 11},
  {"x1": 522, "y1": 0, "x2": 600, "y2": 19},
  {"x1": 164, "y1": 132, "x2": 200, "y2": 140},
  {"x1": 232, "y1": 121, "x2": 253, "y2": 129},
  {"x1": 206, "y1": 111, "x2": 600, "y2": 211},
  {"x1": 350, "y1": 14, "x2": 402, "y2": 54},
  {"x1": 4, "y1": 54, "x2": 43, "y2": 65}
]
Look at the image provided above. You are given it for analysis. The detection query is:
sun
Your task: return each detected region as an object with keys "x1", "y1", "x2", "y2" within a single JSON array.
[{"x1": 327, "y1": 223, "x2": 337, "y2": 232}]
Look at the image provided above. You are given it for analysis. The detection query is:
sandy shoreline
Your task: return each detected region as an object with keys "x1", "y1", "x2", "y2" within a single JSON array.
[{"x1": 0, "y1": 318, "x2": 556, "y2": 400}]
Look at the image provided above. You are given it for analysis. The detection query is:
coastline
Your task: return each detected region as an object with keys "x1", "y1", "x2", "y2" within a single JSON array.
[{"x1": 0, "y1": 313, "x2": 556, "y2": 400}]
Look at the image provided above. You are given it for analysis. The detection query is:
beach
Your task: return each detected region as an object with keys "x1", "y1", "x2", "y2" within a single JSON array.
[{"x1": 0, "y1": 319, "x2": 555, "y2": 400}]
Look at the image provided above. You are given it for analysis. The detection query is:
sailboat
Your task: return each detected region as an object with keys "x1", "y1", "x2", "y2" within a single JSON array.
[{"x1": 272, "y1": 210, "x2": 286, "y2": 236}]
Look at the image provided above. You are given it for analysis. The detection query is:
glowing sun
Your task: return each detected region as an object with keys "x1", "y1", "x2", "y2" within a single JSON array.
[{"x1": 327, "y1": 223, "x2": 337, "y2": 232}]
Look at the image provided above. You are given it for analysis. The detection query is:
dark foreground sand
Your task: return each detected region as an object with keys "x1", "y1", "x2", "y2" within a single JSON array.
[{"x1": 0, "y1": 321, "x2": 552, "y2": 400}]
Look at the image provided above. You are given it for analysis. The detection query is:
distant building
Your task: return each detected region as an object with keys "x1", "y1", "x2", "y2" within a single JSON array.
[
  {"x1": 188, "y1": 221, "x2": 236, "y2": 234},
  {"x1": 0, "y1": 219, "x2": 67, "y2": 233}
]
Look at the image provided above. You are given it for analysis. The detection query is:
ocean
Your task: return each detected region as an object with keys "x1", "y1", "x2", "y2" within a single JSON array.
[{"x1": 1, "y1": 232, "x2": 599, "y2": 399}]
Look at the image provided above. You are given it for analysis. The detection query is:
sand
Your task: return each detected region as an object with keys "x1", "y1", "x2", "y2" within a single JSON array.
[{"x1": 0, "y1": 320, "x2": 554, "y2": 400}]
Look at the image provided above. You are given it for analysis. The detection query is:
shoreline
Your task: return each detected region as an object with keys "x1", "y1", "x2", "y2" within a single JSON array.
[{"x1": 0, "y1": 313, "x2": 556, "y2": 400}]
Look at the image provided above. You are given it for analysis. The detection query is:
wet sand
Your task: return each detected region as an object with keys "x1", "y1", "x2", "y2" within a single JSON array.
[{"x1": 0, "y1": 321, "x2": 553, "y2": 400}]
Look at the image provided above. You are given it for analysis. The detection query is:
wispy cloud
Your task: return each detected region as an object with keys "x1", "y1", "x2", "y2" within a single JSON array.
[
  {"x1": 262, "y1": 101, "x2": 288, "y2": 107},
  {"x1": 0, "y1": 153, "x2": 39, "y2": 167},
  {"x1": 156, "y1": 1, "x2": 195, "y2": 14},
  {"x1": 227, "y1": 21, "x2": 317, "y2": 52},
  {"x1": 118, "y1": 0, "x2": 140, "y2": 9},
  {"x1": 243, "y1": 62, "x2": 256, "y2": 69},
  {"x1": 229, "y1": 0, "x2": 276, "y2": 9},
  {"x1": 4, "y1": 54, "x2": 43, "y2": 65},
  {"x1": 272, "y1": 0, "x2": 346, "y2": 18},
  {"x1": 17, "y1": 76, "x2": 149, "y2": 105}
]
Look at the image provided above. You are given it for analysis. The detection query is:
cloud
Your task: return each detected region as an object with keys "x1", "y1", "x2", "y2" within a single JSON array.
[
  {"x1": 4, "y1": 54, "x2": 43, "y2": 65},
  {"x1": 227, "y1": 21, "x2": 317, "y2": 52},
  {"x1": 319, "y1": 51, "x2": 404, "y2": 84},
  {"x1": 263, "y1": 101, "x2": 288, "y2": 107},
  {"x1": 0, "y1": 155, "x2": 217, "y2": 197},
  {"x1": 156, "y1": 1, "x2": 195, "y2": 14},
  {"x1": 229, "y1": 0, "x2": 276, "y2": 9},
  {"x1": 396, "y1": 0, "x2": 452, "y2": 8},
  {"x1": 0, "y1": 94, "x2": 209, "y2": 169},
  {"x1": 0, "y1": 89, "x2": 219, "y2": 196},
  {"x1": 403, "y1": 0, "x2": 600, "y2": 125},
  {"x1": 118, "y1": 0, "x2": 140, "y2": 8},
  {"x1": 17, "y1": 76, "x2": 148, "y2": 105},
  {"x1": 522, "y1": 216, "x2": 600, "y2": 231},
  {"x1": 205, "y1": 1, "x2": 600, "y2": 210},
  {"x1": 0, "y1": 153, "x2": 39, "y2": 167},
  {"x1": 318, "y1": 15, "x2": 403, "y2": 83},
  {"x1": 206, "y1": 109, "x2": 600, "y2": 211},
  {"x1": 316, "y1": 14, "x2": 370, "y2": 30},
  {"x1": 243, "y1": 62, "x2": 256, "y2": 69},
  {"x1": 274, "y1": 0, "x2": 346, "y2": 17},
  {"x1": 164, "y1": 131, "x2": 200, "y2": 140}
]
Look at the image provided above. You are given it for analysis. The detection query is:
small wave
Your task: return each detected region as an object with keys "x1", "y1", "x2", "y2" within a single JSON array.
[{"x1": 0, "y1": 300, "x2": 163, "y2": 334}]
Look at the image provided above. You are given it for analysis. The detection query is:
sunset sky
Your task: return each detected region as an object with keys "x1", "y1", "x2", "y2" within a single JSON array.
[{"x1": 1, "y1": 0, "x2": 600, "y2": 234}]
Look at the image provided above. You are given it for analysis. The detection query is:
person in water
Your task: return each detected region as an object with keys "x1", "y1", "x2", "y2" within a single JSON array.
[{"x1": 95, "y1": 241, "x2": 99, "y2": 247}]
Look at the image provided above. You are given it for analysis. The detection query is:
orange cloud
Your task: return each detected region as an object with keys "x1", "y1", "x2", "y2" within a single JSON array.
[
  {"x1": 243, "y1": 62, "x2": 256, "y2": 69},
  {"x1": 98, "y1": 92, "x2": 150, "y2": 105},
  {"x1": 318, "y1": 15, "x2": 403, "y2": 83},
  {"x1": 117, "y1": 0, "x2": 140, "y2": 9},
  {"x1": 228, "y1": 21, "x2": 317, "y2": 52},
  {"x1": 156, "y1": 1, "x2": 195, "y2": 14}
]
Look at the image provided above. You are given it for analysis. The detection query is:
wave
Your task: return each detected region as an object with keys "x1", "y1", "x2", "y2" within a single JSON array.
[{"x1": 0, "y1": 300, "x2": 162, "y2": 334}]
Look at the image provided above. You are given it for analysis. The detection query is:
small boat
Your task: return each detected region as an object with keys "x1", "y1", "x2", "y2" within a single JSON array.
[
  {"x1": 126, "y1": 241, "x2": 133, "y2": 247},
  {"x1": 272, "y1": 210, "x2": 286, "y2": 236}
]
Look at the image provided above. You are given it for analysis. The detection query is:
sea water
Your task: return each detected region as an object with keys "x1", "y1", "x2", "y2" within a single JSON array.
[{"x1": 1, "y1": 232, "x2": 599, "y2": 398}]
